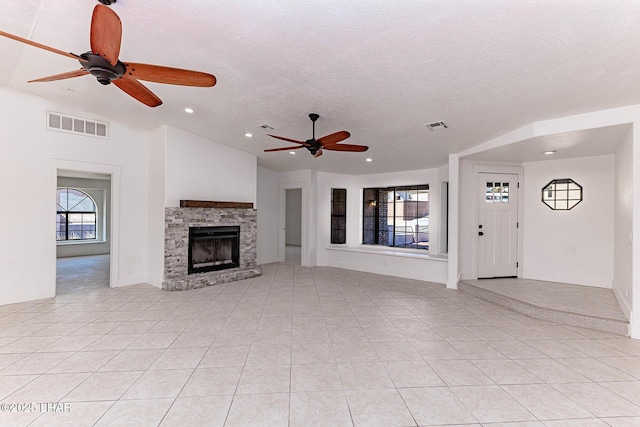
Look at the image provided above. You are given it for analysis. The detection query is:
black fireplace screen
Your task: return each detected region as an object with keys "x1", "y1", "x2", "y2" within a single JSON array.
[{"x1": 188, "y1": 226, "x2": 240, "y2": 274}]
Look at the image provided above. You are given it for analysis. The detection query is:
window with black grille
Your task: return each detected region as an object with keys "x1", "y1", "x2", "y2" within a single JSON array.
[
  {"x1": 56, "y1": 188, "x2": 97, "y2": 241},
  {"x1": 330, "y1": 189, "x2": 347, "y2": 244}
]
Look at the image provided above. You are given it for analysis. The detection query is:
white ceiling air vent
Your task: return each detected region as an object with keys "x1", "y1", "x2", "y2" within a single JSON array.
[
  {"x1": 424, "y1": 121, "x2": 449, "y2": 131},
  {"x1": 47, "y1": 111, "x2": 108, "y2": 139}
]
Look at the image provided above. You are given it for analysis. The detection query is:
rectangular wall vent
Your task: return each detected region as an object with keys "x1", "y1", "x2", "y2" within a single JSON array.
[
  {"x1": 424, "y1": 121, "x2": 449, "y2": 131},
  {"x1": 47, "y1": 111, "x2": 108, "y2": 139}
]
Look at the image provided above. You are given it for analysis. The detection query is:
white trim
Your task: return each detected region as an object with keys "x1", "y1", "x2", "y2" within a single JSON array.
[
  {"x1": 56, "y1": 240, "x2": 107, "y2": 246},
  {"x1": 49, "y1": 159, "x2": 120, "y2": 291},
  {"x1": 328, "y1": 244, "x2": 447, "y2": 261}
]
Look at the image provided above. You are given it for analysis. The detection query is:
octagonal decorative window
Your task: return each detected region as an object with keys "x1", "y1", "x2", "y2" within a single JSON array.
[{"x1": 542, "y1": 179, "x2": 582, "y2": 210}]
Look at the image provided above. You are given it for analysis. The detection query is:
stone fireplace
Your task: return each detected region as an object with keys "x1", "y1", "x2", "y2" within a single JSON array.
[{"x1": 163, "y1": 202, "x2": 262, "y2": 291}]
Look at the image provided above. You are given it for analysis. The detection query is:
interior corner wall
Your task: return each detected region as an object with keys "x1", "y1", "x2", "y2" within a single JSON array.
[
  {"x1": 0, "y1": 87, "x2": 150, "y2": 305},
  {"x1": 56, "y1": 177, "x2": 111, "y2": 258},
  {"x1": 522, "y1": 155, "x2": 614, "y2": 288},
  {"x1": 458, "y1": 158, "x2": 478, "y2": 279},
  {"x1": 164, "y1": 126, "x2": 257, "y2": 207},
  {"x1": 257, "y1": 166, "x2": 279, "y2": 264},
  {"x1": 613, "y1": 126, "x2": 634, "y2": 319},
  {"x1": 147, "y1": 126, "x2": 167, "y2": 287}
]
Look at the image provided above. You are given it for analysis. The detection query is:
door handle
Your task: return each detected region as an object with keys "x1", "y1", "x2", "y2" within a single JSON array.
[{"x1": 478, "y1": 231, "x2": 484, "y2": 236}]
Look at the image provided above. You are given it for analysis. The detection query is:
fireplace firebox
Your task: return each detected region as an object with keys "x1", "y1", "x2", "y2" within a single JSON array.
[{"x1": 188, "y1": 226, "x2": 240, "y2": 274}]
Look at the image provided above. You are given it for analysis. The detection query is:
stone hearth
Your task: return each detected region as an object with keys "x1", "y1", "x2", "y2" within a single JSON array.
[{"x1": 163, "y1": 206, "x2": 261, "y2": 291}]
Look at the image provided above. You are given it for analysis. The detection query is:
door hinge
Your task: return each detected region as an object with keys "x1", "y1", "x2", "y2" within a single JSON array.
[
  {"x1": 517, "y1": 222, "x2": 519, "y2": 228},
  {"x1": 517, "y1": 262, "x2": 519, "y2": 268},
  {"x1": 517, "y1": 182, "x2": 520, "y2": 188}
]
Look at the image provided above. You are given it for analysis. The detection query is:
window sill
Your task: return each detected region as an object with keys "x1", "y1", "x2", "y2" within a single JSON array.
[
  {"x1": 327, "y1": 244, "x2": 448, "y2": 261},
  {"x1": 56, "y1": 240, "x2": 107, "y2": 246}
]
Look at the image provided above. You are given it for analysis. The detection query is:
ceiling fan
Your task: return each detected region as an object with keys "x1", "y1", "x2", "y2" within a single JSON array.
[
  {"x1": 0, "y1": 3, "x2": 216, "y2": 107},
  {"x1": 264, "y1": 113, "x2": 368, "y2": 158}
]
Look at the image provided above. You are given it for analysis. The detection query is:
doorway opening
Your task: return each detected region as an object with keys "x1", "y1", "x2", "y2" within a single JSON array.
[
  {"x1": 285, "y1": 188, "x2": 302, "y2": 265},
  {"x1": 56, "y1": 170, "x2": 113, "y2": 295}
]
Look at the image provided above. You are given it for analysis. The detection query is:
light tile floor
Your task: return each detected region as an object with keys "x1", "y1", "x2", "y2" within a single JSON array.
[
  {"x1": 56, "y1": 254, "x2": 110, "y2": 295},
  {"x1": 0, "y1": 247, "x2": 638, "y2": 426}
]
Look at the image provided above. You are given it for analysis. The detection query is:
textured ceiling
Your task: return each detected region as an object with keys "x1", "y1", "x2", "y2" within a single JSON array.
[{"x1": 1, "y1": 0, "x2": 639, "y2": 174}]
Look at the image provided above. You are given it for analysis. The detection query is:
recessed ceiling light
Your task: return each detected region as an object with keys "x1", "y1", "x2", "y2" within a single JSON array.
[
  {"x1": 544, "y1": 150, "x2": 556, "y2": 155},
  {"x1": 289, "y1": 151, "x2": 296, "y2": 155},
  {"x1": 366, "y1": 158, "x2": 373, "y2": 162},
  {"x1": 184, "y1": 108, "x2": 194, "y2": 114},
  {"x1": 245, "y1": 133, "x2": 253, "y2": 138}
]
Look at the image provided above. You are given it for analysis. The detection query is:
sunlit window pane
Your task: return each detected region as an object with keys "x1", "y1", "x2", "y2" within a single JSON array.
[
  {"x1": 362, "y1": 185, "x2": 429, "y2": 250},
  {"x1": 56, "y1": 188, "x2": 97, "y2": 241}
]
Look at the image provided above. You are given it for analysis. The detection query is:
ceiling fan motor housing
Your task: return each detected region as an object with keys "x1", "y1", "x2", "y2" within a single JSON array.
[
  {"x1": 305, "y1": 138, "x2": 322, "y2": 154},
  {"x1": 97, "y1": 0, "x2": 116, "y2": 5},
  {"x1": 80, "y1": 52, "x2": 125, "y2": 85}
]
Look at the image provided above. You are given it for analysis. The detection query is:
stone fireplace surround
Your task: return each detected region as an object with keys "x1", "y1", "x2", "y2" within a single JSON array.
[{"x1": 163, "y1": 204, "x2": 262, "y2": 291}]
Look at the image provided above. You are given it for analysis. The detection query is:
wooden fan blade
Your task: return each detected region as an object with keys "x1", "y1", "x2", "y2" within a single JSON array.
[
  {"x1": 125, "y1": 63, "x2": 216, "y2": 87},
  {"x1": 264, "y1": 146, "x2": 305, "y2": 152},
  {"x1": 90, "y1": 4, "x2": 122, "y2": 66},
  {"x1": 113, "y1": 75, "x2": 162, "y2": 107},
  {"x1": 28, "y1": 68, "x2": 89, "y2": 83},
  {"x1": 322, "y1": 143, "x2": 369, "y2": 152},
  {"x1": 317, "y1": 131, "x2": 350, "y2": 147},
  {"x1": 0, "y1": 30, "x2": 84, "y2": 61},
  {"x1": 314, "y1": 149, "x2": 323, "y2": 158},
  {"x1": 268, "y1": 134, "x2": 310, "y2": 146}
]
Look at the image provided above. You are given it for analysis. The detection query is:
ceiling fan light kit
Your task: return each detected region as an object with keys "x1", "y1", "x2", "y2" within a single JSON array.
[
  {"x1": 0, "y1": 3, "x2": 215, "y2": 107},
  {"x1": 264, "y1": 113, "x2": 369, "y2": 158}
]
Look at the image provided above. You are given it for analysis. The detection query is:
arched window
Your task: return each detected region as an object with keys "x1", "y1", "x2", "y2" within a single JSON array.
[{"x1": 56, "y1": 188, "x2": 97, "y2": 241}]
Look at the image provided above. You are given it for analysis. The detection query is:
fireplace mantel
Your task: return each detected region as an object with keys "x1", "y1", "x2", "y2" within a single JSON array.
[{"x1": 180, "y1": 200, "x2": 254, "y2": 209}]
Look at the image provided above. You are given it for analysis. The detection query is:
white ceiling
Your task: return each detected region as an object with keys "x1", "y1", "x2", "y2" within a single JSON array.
[
  {"x1": 1, "y1": 0, "x2": 639, "y2": 174},
  {"x1": 464, "y1": 124, "x2": 632, "y2": 163}
]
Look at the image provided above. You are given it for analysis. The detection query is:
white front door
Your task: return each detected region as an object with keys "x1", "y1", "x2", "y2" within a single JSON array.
[{"x1": 477, "y1": 173, "x2": 519, "y2": 278}]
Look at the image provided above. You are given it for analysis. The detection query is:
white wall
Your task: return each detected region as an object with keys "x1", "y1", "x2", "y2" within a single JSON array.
[
  {"x1": 614, "y1": 127, "x2": 634, "y2": 318},
  {"x1": 165, "y1": 126, "x2": 257, "y2": 207},
  {"x1": 455, "y1": 158, "x2": 478, "y2": 280},
  {"x1": 0, "y1": 87, "x2": 149, "y2": 304},
  {"x1": 147, "y1": 126, "x2": 167, "y2": 286},
  {"x1": 56, "y1": 176, "x2": 111, "y2": 258},
  {"x1": 522, "y1": 155, "x2": 614, "y2": 288},
  {"x1": 256, "y1": 166, "x2": 279, "y2": 265}
]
